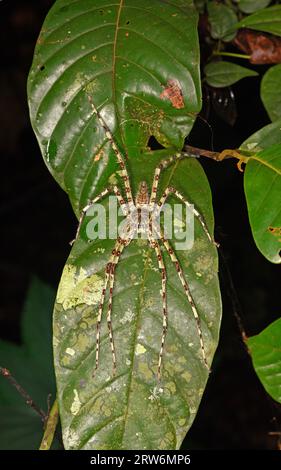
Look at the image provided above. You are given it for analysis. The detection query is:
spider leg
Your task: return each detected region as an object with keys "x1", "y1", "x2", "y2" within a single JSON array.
[
  {"x1": 86, "y1": 94, "x2": 134, "y2": 209},
  {"x1": 72, "y1": 185, "x2": 128, "y2": 245},
  {"x1": 149, "y1": 153, "x2": 181, "y2": 207},
  {"x1": 95, "y1": 223, "x2": 135, "y2": 376},
  {"x1": 157, "y1": 228, "x2": 210, "y2": 371},
  {"x1": 106, "y1": 235, "x2": 131, "y2": 376},
  {"x1": 148, "y1": 236, "x2": 167, "y2": 381},
  {"x1": 157, "y1": 187, "x2": 214, "y2": 244},
  {"x1": 94, "y1": 259, "x2": 111, "y2": 375}
]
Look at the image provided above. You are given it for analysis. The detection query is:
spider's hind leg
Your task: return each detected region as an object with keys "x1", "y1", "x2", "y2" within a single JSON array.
[
  {"x1": 158, "y1": 229, "x2": 210, "y2": 372},
  {"x1": 149, "y1": 237, "x2": 167, "y2": 381},
  {"x1": 106, "y1": 236, "x2": 129, "y2": 376}
]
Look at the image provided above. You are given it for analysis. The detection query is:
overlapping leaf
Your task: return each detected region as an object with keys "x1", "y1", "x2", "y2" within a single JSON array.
[
  {"x1": 247, "y1": 318, "x2": 281, "y2": 404},
  {"x1": 204, "y1": 61, "x2": 258, "y2": 88},
  {"x1": 261, "y1": 64, "x2": 281, "y2": 122},
  {"x1": 235, "y1": 5, "x2": 281, "y2": 37},
  {"x1": 242, "y1": 144, "x2": 281, "y2": 264},
  {"x1": 0, "y1": 278, "x2": 59, "y2": 450},
  {"x1": 207, "y1": 2, "x2": 237, "y2": 41},
  {"x1": 241, "y1": 118, "x2": 281, "y2": 153},
  {"x1": 238, "y1": 0, "x2": 271, "y2": 14}
]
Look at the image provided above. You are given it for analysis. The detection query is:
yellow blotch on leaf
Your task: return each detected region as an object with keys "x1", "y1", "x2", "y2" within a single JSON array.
[{"x1": 57, "y1": 265, "x2": 104, "y2": 310}]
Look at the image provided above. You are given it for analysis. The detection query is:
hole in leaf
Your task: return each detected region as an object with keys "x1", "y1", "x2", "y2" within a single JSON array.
[{"x1": 147, "y1": 136, "x2": 165, "y2": 151}]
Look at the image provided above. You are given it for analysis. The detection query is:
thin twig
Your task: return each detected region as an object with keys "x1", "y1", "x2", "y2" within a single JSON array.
[
  {"x1": 184, "y1": 144, "x2": 251, "y2": 165},
  {"x1": 0, "y1": 367, "x2": 46, "y2": 421},
  {"x1": 218, "y1": 250, "x2": 248, "y2": 343},
  {"x1": 39, "y1": 398, "x2": 59, "y2": 451}
]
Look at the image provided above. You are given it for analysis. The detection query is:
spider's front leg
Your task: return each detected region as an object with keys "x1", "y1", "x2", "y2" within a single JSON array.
[
  {"x1": 149, "y1": 153, "x2": 217, "y2": 245},
  {"x1": 71, "y1": 185, "x2": 129, "y2": 245},
  {"x1": 157, "y1": 187, "x2": 215, "y2": 245}
]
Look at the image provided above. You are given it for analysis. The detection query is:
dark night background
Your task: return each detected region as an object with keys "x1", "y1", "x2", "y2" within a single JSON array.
[{"x1": 0, "y1": 0, "x2": 280, "y2": 450}]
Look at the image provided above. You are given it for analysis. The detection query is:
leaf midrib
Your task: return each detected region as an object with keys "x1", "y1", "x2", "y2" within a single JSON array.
[{"x1": 252, "y1": 156, "x2": 281, "y2": 176}]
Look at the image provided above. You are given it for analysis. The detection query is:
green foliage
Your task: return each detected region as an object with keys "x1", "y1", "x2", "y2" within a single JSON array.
[
  {"x1": 247, "y1": 318, "x2": 281, "y2": 404},
  {"x1": 0, "y1": 278, "x2": 59, "y2": 450},
  {"x1": 261, "y1": 64, "x2": 281, "y2": 122},
  {"x1": 204, "y1": 61, "x2": 258, "y2": 88},
  {"x1": 235, "y1": 5, "x2": 281, "y2": 36},
  {"x1": 24, "y1": 0, "x2": 281, "y2": 452},
  {"x1": 207, "y1": 2, "x2": 237, "y2": 41}
]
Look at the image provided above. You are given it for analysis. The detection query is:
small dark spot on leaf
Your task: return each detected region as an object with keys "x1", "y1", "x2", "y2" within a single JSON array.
[
  {"x1": 268, "y1": 226, "x2": 281, "y2": 236},
  {"x1": 126, "y1": 20, "x2": 130, "y2": 25},
  {"x1": 148, "y1": 136, "x2": 165, "y2": 151},
  {"x1": 40, "y1": 65, "x2": 45, "y2": 71},
  {"x1": 99, "y1": 9, "x2": 104, "y2": 14}
]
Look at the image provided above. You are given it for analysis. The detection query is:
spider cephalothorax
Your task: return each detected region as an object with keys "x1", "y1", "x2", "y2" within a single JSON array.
[
  {"x1": 136, "y1": 181, "x2": 150, "y2": 207},
  {"x1": 75, "y1": 94, "x2": 215, "y2": 380}
]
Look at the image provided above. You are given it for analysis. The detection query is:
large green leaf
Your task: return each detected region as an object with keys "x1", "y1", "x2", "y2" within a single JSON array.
[
  {"x1": 247, "y1": 318, "x2": 281, "y2": 404},
  {"x1": 27, "y1": 0, "x2": 201, "y2": 217},
  {"x1": 204, "y1": 61, "x2": 258, "y2": 88},
  {"x1": 261, "y1": 64, "x2": 281, "y2": 122},
  {"x1": 235, "y1": 5, "x2": 281, "y2": 37},
  {"x1": 53, "y1": 157, "x2": 221, "y2": 450},
  {"x1": 243, "y1": 144, "x2": 281, "y2": 264}
]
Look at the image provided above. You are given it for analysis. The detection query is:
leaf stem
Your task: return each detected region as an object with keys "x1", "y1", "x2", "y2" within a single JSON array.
[
  {"x1": 0, "y1": 367, "x2": 46, "y2": 421},
  {"x1": 39, "y1": 398, "x2": 59, "y2": 450},
  {"x1": 184, "y1": 145, "x2": 251, "y2": 171},
  {"x1": 213, "y1": 51, "x2": 251, "y2": 60}
]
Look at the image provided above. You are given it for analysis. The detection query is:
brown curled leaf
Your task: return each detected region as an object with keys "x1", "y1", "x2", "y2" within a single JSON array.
[
  {"x1": 233, "y1": 29, "x2": 281, "y2": 64},
  {"x1": 160, "y1": 79, "x2": 185, "y2": 109}
]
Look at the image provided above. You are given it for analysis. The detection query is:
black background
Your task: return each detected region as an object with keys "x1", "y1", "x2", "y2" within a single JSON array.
[{"x1": 0, "y1": 0, "x2": 280, "y2": 449}]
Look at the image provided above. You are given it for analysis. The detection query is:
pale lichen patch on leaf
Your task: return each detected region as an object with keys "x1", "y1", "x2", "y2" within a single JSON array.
[
  {"x1": 136, "y1": 344, "x2": 147, "y2": 355},
  {"x1": 120, "y1": 308, "x2": 134, "y2": 325},
  {"x1": 66, "y1": 347, "x2": 75, "y2": 356},
  {"x1": 71, "y1": 389, "x2": 82, "y2": 416},
  {"x1": 57, "y1": 264, "x2": 104, "y2": 310},
  {"x1": 64, "y1": 428, "x2": 80, "y2": 449}
]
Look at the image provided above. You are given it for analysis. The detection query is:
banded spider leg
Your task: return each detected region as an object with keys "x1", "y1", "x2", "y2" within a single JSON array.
[
  {"x1": 95, "y1": 223, "x2": 134, "y2": 376},
  {"x1": 147, "y1": 155, "x2": 216, "y2": 377}
]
